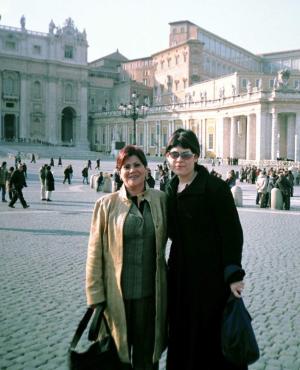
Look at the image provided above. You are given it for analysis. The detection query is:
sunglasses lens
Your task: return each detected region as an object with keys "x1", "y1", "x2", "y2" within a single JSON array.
[
  {"x1": 169, "y1": 152, "x2": 180, "y2": 159},
  {"x1": 181, "y1": 152, "x2": 193, "y2": 159},
  {"x1": 169, "y1": 151, "x2": 193, "y2": 159}
]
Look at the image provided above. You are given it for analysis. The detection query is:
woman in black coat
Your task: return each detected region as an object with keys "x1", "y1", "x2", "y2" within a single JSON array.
[
  {"x1": 165, "y1": 129, "x2": 246, "y2": 370},
  {"x1": 45, "y1": 166, "x2": 55, "y2": 202}
]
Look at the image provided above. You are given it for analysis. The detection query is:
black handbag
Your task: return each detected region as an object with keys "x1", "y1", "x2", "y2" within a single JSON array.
[
  {"x1": 68, "y1": 303, "x2": 124, "y2": 370},
  {"x1": 221, "y1": 294, "x2": 260, "y2": 366}
]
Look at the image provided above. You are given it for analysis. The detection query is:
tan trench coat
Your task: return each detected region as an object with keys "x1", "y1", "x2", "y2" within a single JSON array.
[{"x1": 86, "y1": 185, "x2": 168, "y2": 363}]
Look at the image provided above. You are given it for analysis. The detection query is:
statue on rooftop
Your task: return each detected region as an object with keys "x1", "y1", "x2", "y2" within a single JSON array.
[{"x1": 20, "y1": 15, "x2": 26, "y2": 30}]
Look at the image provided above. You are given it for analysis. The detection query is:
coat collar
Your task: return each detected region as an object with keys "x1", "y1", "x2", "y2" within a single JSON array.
[
  {"x1": 119, "y1": 182, "x2": 152, "y2": 203},
  {"x1": 167, "y1": 165, "x2": 209, "y2": 196}
]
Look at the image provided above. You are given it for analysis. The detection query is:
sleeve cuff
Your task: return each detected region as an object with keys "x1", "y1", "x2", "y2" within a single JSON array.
[{"x1": 224, "y1": 264, "x2": 245, "y2": 284}]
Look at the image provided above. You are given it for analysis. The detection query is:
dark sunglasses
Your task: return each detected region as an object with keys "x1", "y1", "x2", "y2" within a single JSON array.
[{"x1": 168, "y1": 151, "x2": 194, "y2": 160}]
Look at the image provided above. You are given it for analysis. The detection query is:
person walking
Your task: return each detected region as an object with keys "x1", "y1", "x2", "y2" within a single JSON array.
[
  {"x1": 8, "y1": 164, "x2": 29, "y2": 209},
  {"x1": 30, "y1": 153, "x2": 36, "y2": 163},
  {"x1": 82, "y1": 166, "x2": 89, "y2": 184},
  {"x1": 6, "y1": 167, "x2": 15, "y2": 201},
  {"x1": 86, "y1": 145, "x2": 168, "y2": 370},
  {"x1": 95, "y1": 157, "x2": 101, "y2": 170},
  {"x1": 87, "y1": 159, "x2": 92, "y2": 170},
  {"x1": 0, "y1": 161, "x2": 9, "y2": 202},
  {"x1": 58, "y1": 156, "x2": 62, "y2": 166},
  {"x1": 165, "y1": 129, "x2": 245, "y2": 370},
  {"x1": 45, "y1": 166, "x2": 55, "y2": 201},
  {"x1": 63, "y1": 165, "x2": 71, "y2": 184},
  {"x1": 50, "y1": 157, "x2": 54, "y2": 167},
  {"x1": 39, "y1": 164, "x2": 47, "y2": 200}
]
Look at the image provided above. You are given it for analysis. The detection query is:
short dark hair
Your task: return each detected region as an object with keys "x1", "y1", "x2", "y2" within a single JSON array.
[
  {"x1": 165, "y1": 129, "x2": 200, "y2": 156},
  {"x1": 116, "y1": 145, "x2": 147, "y2": 170}
]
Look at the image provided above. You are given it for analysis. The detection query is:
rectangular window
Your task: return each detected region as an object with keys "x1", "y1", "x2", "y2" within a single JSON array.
[
  {"x1": 151, "y1": 133, "x2": 155, "y2": 146},
  {"x1": 5, "y1": 41, "x2": 16, "y2": 50},
  {"x1": 255, "y1": 79, "x2": 260, "y2": 87},
  {"x1": 64, "y1": 45, "x2": 74, "y2": 59},
  {"x1": 269, "y1": 79, "x2": 274, "y2": 88},
  {"x1": 139, "y1": 133, "x2": 144, "y2": 145},
  {"x1": 33, "y1": 45, "x2": 41, "y2": 55},
  {"x1": 163, "y1": 133, "x2": 167, "y2": 146},
  {"x1": 242, "y1": 79, "x2": 247, "y2": 88},
  {"x1": 208, "y1": 134, "x2": 214, "y2": 150}
]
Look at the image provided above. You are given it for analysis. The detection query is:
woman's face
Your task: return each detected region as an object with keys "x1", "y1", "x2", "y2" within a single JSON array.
[
  {"x1": 120, "y1": 155, "x2": 147, "y2": 192},
  {"x1": 167, "y1": 146, "x2": 198, "y2": 179}
]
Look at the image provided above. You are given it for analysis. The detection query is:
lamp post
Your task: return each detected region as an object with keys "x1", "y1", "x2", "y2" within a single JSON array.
[{"x1": 119, "y1": 91, "x2": 148, "y2": 145}]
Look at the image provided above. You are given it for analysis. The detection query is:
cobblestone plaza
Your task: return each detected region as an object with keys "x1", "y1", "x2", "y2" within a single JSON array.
[{"x1": 1, "y1": 157, "x2": 300, "y2": 370}]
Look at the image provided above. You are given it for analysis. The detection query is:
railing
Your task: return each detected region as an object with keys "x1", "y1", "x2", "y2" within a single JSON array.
[{"x1": 0, "y1": 24, "x2": 48, "y2": 37}]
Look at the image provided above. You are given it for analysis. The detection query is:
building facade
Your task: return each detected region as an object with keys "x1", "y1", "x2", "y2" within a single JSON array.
[
  {"x1": 1, "y1": 18, "x2": 300, "y2": 161},
  {"x1": 91, "y1": 21, "x2": 300, "y2": 161},
  {"x1": 0, "y1": 16, "x2": 89, "y2": 147}
]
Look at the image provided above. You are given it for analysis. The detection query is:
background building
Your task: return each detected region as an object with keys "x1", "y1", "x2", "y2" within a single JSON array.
[{"x1": 1, "y1": 18, "x2": 300, "y2": 161}]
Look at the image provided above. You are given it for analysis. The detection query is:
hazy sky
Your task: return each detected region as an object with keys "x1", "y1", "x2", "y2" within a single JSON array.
[{"x1": 1, "y1": 0, "x2": 300, "y2": 62}]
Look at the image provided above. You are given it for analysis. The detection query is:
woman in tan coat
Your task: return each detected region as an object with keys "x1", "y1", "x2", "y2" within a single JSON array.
[{"x1": 86, "y1": 145, "x2": 168, "y2": 370}]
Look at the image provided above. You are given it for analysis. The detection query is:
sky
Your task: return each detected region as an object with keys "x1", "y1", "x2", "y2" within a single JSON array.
[{"x1": 1, "y1": 0, "x2": 300, "y2": 62}]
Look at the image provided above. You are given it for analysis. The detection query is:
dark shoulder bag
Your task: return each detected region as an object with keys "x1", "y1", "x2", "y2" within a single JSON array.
[
  {"x1": 68, "y1": 304, "x2": 124, "y2": 370},
  {"x1": 221, "y1": 294, "x2": 260, "y2": 366}
]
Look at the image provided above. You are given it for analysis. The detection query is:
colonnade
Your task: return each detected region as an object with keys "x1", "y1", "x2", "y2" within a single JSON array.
[{"x1": 93, "y1": 110, "x2": 300, "y2": 161}]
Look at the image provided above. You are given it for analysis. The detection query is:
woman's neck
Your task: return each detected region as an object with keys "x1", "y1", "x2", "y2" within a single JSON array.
[{"x1": 126, "y1": 184, "x2": 145, "y2": 197}]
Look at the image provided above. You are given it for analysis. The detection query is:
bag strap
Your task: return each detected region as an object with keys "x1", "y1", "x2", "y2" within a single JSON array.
[{"x1": 69, "y1": 303, "x2": 106, "y2": 351}]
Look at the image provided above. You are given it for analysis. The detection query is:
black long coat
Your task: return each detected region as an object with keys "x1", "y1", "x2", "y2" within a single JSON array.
[
  {"x1": 45, "y1": 170, "x2": 55, "y2": 191},
  {"x1": 165, "y1": 165, "x2": 245, "y2": 370}
]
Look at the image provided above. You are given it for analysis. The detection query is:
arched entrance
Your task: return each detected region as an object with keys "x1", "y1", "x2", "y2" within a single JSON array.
[
  {"x1": 4, "y1": 114, "x2": 16, "y2": 140},
  {"x1": 61, "y1": 107, "x2": 75, "y2": 143}
]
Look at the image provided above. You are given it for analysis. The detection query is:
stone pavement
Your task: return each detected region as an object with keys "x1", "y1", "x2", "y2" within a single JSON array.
[{"x1": 0, "y1": 157, "x2": 300, "y2": 370}]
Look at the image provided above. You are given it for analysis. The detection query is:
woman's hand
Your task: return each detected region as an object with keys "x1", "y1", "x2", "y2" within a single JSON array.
[{"x1": 230, "y1": 281, "x2": 245, "y2": 298}]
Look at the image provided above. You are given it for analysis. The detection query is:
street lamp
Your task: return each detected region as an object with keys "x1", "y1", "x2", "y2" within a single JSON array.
[{"x1": 119, "y1": 91, "x2": 148, "y2": 145}]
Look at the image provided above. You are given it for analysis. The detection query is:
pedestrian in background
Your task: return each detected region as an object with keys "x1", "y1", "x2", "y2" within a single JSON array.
[
  {"x1": 8, "y1": 164, "x2": 29, "y2": 209},
  {"x1": 6, "y1": 167, "x2": 14, "y2": 201},
  {"x1": 45, "y1": 166, "x2": 55, "y2": 201},
  {"x1": 30, "y1": 153, "x2": 36, "y2": 163},
  {"x1": 165, "y1": 129, "x2": 245, "y2": 370},
  {"x1": 96, "y1": 171, "x2": 104, "y2": 191},
  {"x1": 86, "y1": 145, "x2": 168, "y2": 370},
  {"x1": 63, "y1": 165, "x2": 71, "y2": 184},
  {"x1": 87, "y1": 159, "x2": 92, "y2": 170},
  {"x1": 82, "y1": 166, "x2": 89, "y2": 184},
  {"x1": 22, "y1": 162, "x2": 27, "y2": 179},
  {"x1": 58, "y1": 156, "x2": 62, "y2": 166},
  {"x1": 146, "y1": 168, "x2": 155, "y2": 188},
  {"x1": 275, "y1": 172, "x2": 292, "y2": 210},
  {"x1": 95, "y1": 157, "x2": 101, "y2": 170},
  {"x1": 39, "y1": 164, "x2": 47, "y2": 200},
  {"x1": 50, "y1": 157, "x2": 54, "y2": 167},
  {"x1": 0, "y1": 161, "x2": 8, "y2": 202}
]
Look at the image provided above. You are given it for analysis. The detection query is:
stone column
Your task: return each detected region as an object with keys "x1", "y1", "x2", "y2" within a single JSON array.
[
  {"x1": 215, "y1": 116, "x2": 224, "y2": 158},
  {"x1": 295, "y1": 113, "x2": 300, "y2": 162},
  {"x1": 271, "y1": 110, "x2": 279, "y2": 160},
  {"x1": 77, "y1": 82, "x2": 89, "y2": 148},
  {"x1": 230, "y1": 117, "x2": 237, "y2": 159},
  {"x1": 20, "y1": 73, "x2": 29, "y2": 140},
  {"x1": 221, "y1": 118, "x2": 230, "y2": 159},
  {"x1": 287, "y1": 114, "x2": 295, "y2": 160},
  {"x1": 246, "y1": 114, "x2": 256, "y2": 160},
  {"x1": 202, "y1": 119, "x2": 207, "y2": 158},
  {"x1": 46, "y1": 76, "x2": 57, "y2": 144}
]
